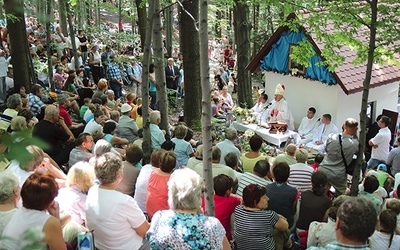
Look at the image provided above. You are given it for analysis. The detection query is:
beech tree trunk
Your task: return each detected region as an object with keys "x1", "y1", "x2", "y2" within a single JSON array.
[
  {"x1": 58, "y1": 0, "x2": 68, "y2": 36},
  {"x1": 350, "y1": 0, "x2": 378, "y2": 196},
  {"x1": 153, "y1": 0, "x2": 169, "y2": 132},
  {"x1": 46, "y1": 0, "x2": 54, "y2": 90},
  {"x1": 233, "y1": 0, "x2": 252, "y2": 108},
  {"x1": 181, "y1": 0, "x2": 201, "y2": 129},
  {"x1": 4, "y1": 0, "x2": 31, "y2": 92},
  {"x1": 165, "y1": 6, "x2": 173, "y2": 57},
  {"x1": 66, "y1": 1, "x2": 79, "y2": 70},
  {"x1": 36, "y1": 0, "x2": 45, "y2": 24},
  {"x1": 141, "y1": 0, "x2": 155, "y2": 156},
  {"x1": 199, "y1": 0, "x2": 214, "y2": 216},
  {"x1": 135, "y1": 0, "x2": 147, "y2": 47}
]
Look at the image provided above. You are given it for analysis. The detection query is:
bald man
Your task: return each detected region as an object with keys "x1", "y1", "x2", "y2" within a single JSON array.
[{"x1": 33, "y1": 105, "x2": 75, "y2": 166}]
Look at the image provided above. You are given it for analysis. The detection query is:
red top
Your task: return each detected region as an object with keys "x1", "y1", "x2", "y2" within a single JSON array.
[
  {"x1": 146, "y1": 171, "x2": 170, "y2": 219},
  {"x1": 202, "y1": 194, "x2": 241, "y2": 240},
  {"x1": 59, "y1": 105, "x2": 72, "y2": 127},
  {"x1": 310, "y1": 163, "x2": 320, "y2": 171}
]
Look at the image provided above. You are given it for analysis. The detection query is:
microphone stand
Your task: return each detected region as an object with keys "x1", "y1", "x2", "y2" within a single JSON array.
[{"x1": 257, "y1": 103, "x2": 271, "y2": 130}]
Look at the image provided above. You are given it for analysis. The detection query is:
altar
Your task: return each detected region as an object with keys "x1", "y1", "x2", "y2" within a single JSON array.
[{"x1": 231, "y1": 121, "x2": 300, "y2": 147}]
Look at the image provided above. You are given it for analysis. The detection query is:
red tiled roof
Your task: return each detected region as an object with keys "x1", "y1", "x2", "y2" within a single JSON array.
[{"x1": 246, "y1": 12, "x2": 400, "y2": 95}]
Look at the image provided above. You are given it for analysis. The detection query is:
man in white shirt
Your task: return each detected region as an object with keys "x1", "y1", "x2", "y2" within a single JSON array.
[
  {"x1": 306, "y1": 113, "x2": 338, "y2": 153},
  {"x1": 367, "y1": 115, "x2": 392, "y2": 169},
  {"x1": 297, "y1": 107, "x2": 321, "y2": 146}
]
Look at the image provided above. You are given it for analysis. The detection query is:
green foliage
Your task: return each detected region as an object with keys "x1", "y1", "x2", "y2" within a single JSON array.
[
  {"x1": 289, "y1": 39, "x2": 315, "y2": 68},
  {"x1": 0, "y1": 130, "x2": 49, "y2": 167},
  {"x1": 282, "y1": 1, "x2": 400, "y2": 71},
  {"x1": 167, "y1": 89, "x2": 179, "y2": 110},
  {"x1": 0, "y1": 227, "x2": 46, "y2": 250},
  {"x1": 85, "y1": 25, "x2": 140, "y2": 49},
  {"x1": 33, "y1": 59, "x2": 48, "y2": 74},
  {"x1": 5, "y1": 13, "x2": 21, "y2": 23}
]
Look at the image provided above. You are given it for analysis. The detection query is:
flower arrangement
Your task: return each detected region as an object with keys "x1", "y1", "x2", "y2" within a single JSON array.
[{"x1": 232, "y1": 107, "x2": 248, "y2": 117}]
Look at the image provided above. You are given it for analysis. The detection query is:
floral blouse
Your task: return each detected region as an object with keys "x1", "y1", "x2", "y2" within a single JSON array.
[{"x1": 146, "y1": 210, "x2": 226, "y2": 249}]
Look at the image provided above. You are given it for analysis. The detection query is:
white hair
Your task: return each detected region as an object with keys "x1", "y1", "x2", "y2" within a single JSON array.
[
  {"x1": 168, "y1": 168, "x2": 203, "y2": 210},
  {"x1": 150, "y1": 111, "x2": 161, "y2": 124},
  {"x1": 0, "y1": 172, "x2": 19, "y2": 203},
  {"x1": 93, "y1": 139, "x2": 112, "y2": 156}
]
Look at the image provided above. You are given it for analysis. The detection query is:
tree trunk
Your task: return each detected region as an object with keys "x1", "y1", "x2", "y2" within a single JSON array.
[
  {"x1": 86, "y1": 1, "x2": 91, "y2": 27},
  {"x1": 46, "y1": 0, "x2": 54, "y2": 90},
  {"x1": 135, "y1": 0, "x2": 147, "y2": 48},
  {"x1": 267, "y1": 4, "x2": 274, "y2": 35},
  {"x1": 58, "y1": 0, "x2": 68, "y2": 36},
  {"x1": 252, "y1": 4, "x2": 260, "y2": 57},
  {"x1": 66, "y1": 1, "x2": 79, "y2": 70},
  {"x1": 233, "y1": 0, "x2": 252, "y2": 108},
  {"x1": 141, "y1": 0, "x2": 155, "y2": 156},
  {"x1": 36, "y1": 0, "x2": 45, "y2": 24},
  {"x1": 95, "y1": 0, "x2": 101, "y2": 28},
  {"x1": 181, "y1": 0, "x2": 201, "y2": 129},
  {"x1": 165, "y1": 6, "x2": 173, "y2": 57},
  {"x1": 199, "y1": 0, "x2": 214, "y2": 216},
  {"x1": 77, "y1": 0, "x2": 84, "y2": 28},
  {"x1": 0, "y1": 1, "x2": 3, "y2": 20},
  {"x1": 214, "y1": 10, "x2": 222, "y2": 38},
  {"x1": 350, "y1": 0, "x2": 378, "y2": 196},
  {"x1": 118, "y1": 0, "x2": 122, "y2": 32},
  {"x1": 4, "y1": 0, "x2": 31, "y2": 92},
  {"x1": 153, "y1": 0, "x2": 169, "y2": 132}
]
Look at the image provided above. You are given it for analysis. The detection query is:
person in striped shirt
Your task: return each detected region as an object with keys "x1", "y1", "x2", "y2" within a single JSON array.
[
  {"x1": 234, "y1": 184, "x2": 289, "y2": 249},
  {"x1": 288, "y1": 148, "x2": 314, "y2": 192}
]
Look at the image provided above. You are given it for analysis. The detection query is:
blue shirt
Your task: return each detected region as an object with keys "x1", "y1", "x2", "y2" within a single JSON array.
[
  {"x1": 171, "y1": 138, "x2": 194, "y2": 168},
  {"x1": 27, "y1": 93, "x2": 45, "y2": 117},
  {"x1": 150, "y1": 123, "x2": 165, "y2": 149},
  {"x1": 106, "y1": 62, "x2": 121, "y2": 81}
]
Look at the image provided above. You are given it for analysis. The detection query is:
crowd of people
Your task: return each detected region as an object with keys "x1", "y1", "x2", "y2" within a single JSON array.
[{"x1": 0, "y1": 7, "x2": 400, "y2": 250}]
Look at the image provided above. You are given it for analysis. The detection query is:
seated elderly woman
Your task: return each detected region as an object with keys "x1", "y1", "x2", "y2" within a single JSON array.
[
  {"x1": 56, "y1": 162, "x2": 94, "y2": 227},
  {"x1": 0, "y1": 171, "x2": 19, "y2": 235},
  {"x1": 89, "y1": 138, "x2": 121, "y2": 164},
  {"x1": 2, "y1": 173, "x2": 67, "y2": 250},
  {"x1": 0, "y1": 93, "x2": 22, "y2": 132},
  {"x1": 85, "y1": 152, "x2": 150, "y2": 249},
  {"x1": 9, "y1": 116, "x2": 28, "y2": 133},
  {"x1": 146, "y1": 151, "x2": 176, "y2": 219},
  {"x1": 234, "y1": 184, "x2": 289, "y2": 250},
  {"x1": 146, "y1": 167, "x2": 230, "y2": 249}
]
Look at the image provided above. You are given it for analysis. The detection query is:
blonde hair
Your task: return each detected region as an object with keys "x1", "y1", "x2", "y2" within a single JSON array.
[
  {"x1": 10, "y1": 116, "x2": 27, "y2": 131},
  {"x1": 24, "y1": 145, "x2": 45, "y2": 171},
  {"x1": 66, "y1": 162, "x2": 94, "y2": 193},
  {"x1": 126, "y1": 92, "x2": 136, "y2": 102}
]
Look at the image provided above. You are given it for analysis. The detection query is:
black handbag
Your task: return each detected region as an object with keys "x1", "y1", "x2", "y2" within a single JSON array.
[{"x1": 338, "y1": 134, "x2": 356, "y2": 175}]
